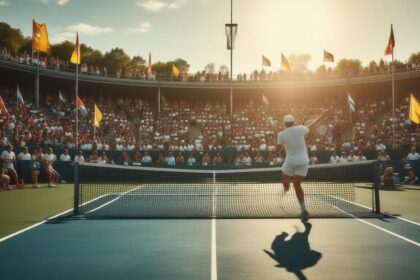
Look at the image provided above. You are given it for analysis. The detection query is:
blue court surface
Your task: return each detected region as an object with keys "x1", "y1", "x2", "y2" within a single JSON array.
[{"x1": 0, "y1": 214, "x2": 419, "y2": 280}]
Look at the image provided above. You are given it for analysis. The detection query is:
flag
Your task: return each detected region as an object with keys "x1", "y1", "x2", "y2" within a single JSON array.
[
  {"x1": 70, "y1": 33, "x2": 81, "y2": 64},
  {"x1": 32, "y1": 19, "x2": 49, "y2": 52},
  {"x1": 59, "y1": 91, "x2": 66, "y2": 103},
  {"x1": 348, "y1": 93, "x2": 355, "y2": 113},
  {"x1": 94, "y1": 104, "x2": 103, "y2": 128},
  {"x1": 0, "y1": 96, "x2": 8, "y2": 116},
  {"x1": 262, "y1": 94, "x2": 269, "y2": 106},
  {"x1": 281, "y1": 53, "x2": 291, "y2": 71},
  {"x1": 16, "y1": 85, "x2": 24, "y2": 106},
  {"x1": 147, "y1": 52, "x2": 152, "y2": 75},
  {"x1": 323, "y1": 50, "x2": 334, "y2": 62},
  {"x1": 262, "y1": 55, "x2": 271, "y2": 67},
  {"x1": 384, "y1": 24, "x2": 395, "y2": 56},
  {"x1": 76, "y1": 96, "x2": 87, "y2": 116},
  {"x1": 409, "y1": 94, "x2": 420, "y2": 124},
  {"x1": 172, "y1": 64, "x2": 180, "y2": 77}
]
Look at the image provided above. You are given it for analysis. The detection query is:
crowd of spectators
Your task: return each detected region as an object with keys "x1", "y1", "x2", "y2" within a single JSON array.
[{"x1": 2, "y1": 46, "x2": 420, "y2": 82}]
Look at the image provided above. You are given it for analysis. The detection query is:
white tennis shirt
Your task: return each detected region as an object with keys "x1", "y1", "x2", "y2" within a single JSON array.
[{"x1": 277, "y1": 125, "x2": 309, "y2": 165}]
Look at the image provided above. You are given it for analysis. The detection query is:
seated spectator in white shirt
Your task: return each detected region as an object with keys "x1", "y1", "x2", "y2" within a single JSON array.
[
  {"x1": 375, "y1": 139, "x2": 386, "y2": 151},
  {"x1": 165, "y1": 152, "x2": 176, "y2": 165},
  {"x1": 74, "y1": 150, "x2": 84, "y2": 162},
  {"x1": 253, "y1": 151, "x2": 264, "y2": 163},
  {"x1": 330, "y1": 151, "x2": 340, "y2": 164},
  {"x1": 355, "y1": 151, "x2": 367, "y2": 161},
  {"x1": 340, "y1": 152, "x2": 348, "y2": 163},
  {"x1": 187, "y1": 152, "x2": 196, "y2": 165},
  {"x1": 59, "y1": 148, "x2": 71, "y2": 161},
  {"x1": 17, "y1": 146, "x2": 31, "y2": 161},
  {"x1": 406, "y1": 147, "x2": 420, "y2": 160},
  {"x1": 347, "y1": 151, "x2": 357, "y2": 162},
  {"x1": 1, "y1": 144, "x2": 24, "y2": 188},
  {"x1": 141, "y1": 152, "x2": 152, "y2": 163},
  {"x1": 309, "y1": 153, "x2": 319, "y2": 165},
  {"x1": 242, "y1": 152, "x2": 252, "y2": 165}
]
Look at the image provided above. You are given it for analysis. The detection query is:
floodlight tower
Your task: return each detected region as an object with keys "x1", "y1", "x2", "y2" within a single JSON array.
[{"x1": 225, "y1": 0, "x2": 237, "y2": 115}]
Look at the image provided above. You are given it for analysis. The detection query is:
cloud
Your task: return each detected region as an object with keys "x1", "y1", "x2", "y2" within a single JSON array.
[
  {"x1": 67, "y1": 23, "x2": 113, "y2": 36},
  {"x1": 49, "y1": 23, "x2": 113, "y2": 43},
  {"x1": 0, "y1": 0, "x2": 10, "y2": 6},
  {"x1": 40, "y1": 0, "x2": 70, "y2": 5},
  {"x1": 136, "y1": 0, "x2": 186, "y2": 11},
  {"x1": 126, "y1": 22, "x2": 152, "y2": 34}
]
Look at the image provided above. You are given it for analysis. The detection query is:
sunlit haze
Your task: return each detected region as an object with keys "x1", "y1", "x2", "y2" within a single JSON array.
[{"x1": 0, "y1": 0, "x2": 419, "y2": 74}]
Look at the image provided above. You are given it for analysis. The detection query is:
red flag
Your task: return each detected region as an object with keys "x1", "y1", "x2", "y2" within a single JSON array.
[
  {"x1": 384, "y1": 24, "x2": 395, "y2": 56},
  {"x1": 0, "y1": 96, "x2": 9, "y2": 116},
  {"x1": 76, "y1": 96, "x2": 87, "y2": 115}
]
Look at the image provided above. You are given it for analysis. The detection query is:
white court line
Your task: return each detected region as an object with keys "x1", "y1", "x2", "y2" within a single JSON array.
[
  {"x1": 86, "y1": 186, "x2": 141, "y2": 214},
  {"x1": 0, "y1": 193, "x2": 108, "y2": 243},
  {"x1": 211, "y1": 173, "x2": 217, "y2": 280},
  {"x1": 332, "y1": 195, "x2": 420, "y2": 227},
  {"x1": 333, "y1": 205, "x2": 420, "y2": 247}
]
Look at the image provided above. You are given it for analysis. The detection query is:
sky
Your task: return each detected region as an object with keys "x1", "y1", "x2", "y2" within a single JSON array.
[{"x1": 0, "y1": 0, "x2": 419, "y2": 74}]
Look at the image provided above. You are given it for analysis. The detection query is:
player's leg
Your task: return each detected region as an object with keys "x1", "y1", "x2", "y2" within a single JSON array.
[
  {"x1": 293, "y1": 164, "x2": 309, "y2": 222},
  {"x1": 281, "y1": 173, "x2": 292, "y2": 192}
]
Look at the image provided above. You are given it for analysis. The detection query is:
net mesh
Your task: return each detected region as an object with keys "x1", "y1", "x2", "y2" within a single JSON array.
[{"x1": 74, "y1": 161, "x2": 379, "y2": 219}]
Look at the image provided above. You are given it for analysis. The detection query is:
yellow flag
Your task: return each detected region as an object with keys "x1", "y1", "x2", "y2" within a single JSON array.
[
  {"x1": 94, "y1": 104, "x2": 103, "y2": 128},
  {"x1": 70, "y1": 33, "x2": 81, "y2": 64},
  {"x1": 172, "y1": 64, "x2": 180, "y2": 77},
  {"x1": 32, "y1": 20, "x2": 49, "y2": 52},
  {"x1": 409, "y1": 94, "x2": 420, "y2": 124},
  {"x1": 281, "y1": 52, "x2": 291, "y2": 71}
]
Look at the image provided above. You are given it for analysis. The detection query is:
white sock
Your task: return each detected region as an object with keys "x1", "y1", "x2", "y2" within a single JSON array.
[{"x1": 299, "y1": 201, "x2": 307, "y2": 212}]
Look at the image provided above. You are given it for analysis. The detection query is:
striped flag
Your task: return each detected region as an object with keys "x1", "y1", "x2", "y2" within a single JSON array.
[
  {"x1": 0, "y1": 96, "x2": 9, "y2": 116},
  {"x1": 262, "y1": 55, "x2": 271, "y2": 67},
  {"x1": 76, "y1": 96, "x2": 87, "y2": 116},
  {"x1": 348, "y1": 94, "x2": 356, "y2": 113},
  {"x1": 59, "y1": 90, "x2": 66, "y2": 103},
  {"x1": 384, "y1": 24, "x2": 395, "y2": 56},
  {"x1": 94, "y1": 104, "x2": 103, "y2": 128},
  {"x1": 70, "y1": 33, "x2": 81, "y2": 64},
  {"x1": 17, "y1": 84, "x2": 24, "y2": 106}
]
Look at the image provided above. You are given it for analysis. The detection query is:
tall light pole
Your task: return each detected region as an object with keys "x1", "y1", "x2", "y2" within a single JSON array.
[{"x1": 225, "y1": 0, "x2": 237, "y2": 115}]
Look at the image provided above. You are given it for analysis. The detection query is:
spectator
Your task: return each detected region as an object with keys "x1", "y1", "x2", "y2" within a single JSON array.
[
  {"x1": 17, "y1": 146, "x2": 31, "y2": 160},
  {"x1": 355, "y1": 151, "x2": 367, "y2": 161},
  {"x1": 212, "y1": 152, "x2": 223, "y2": 164},
  {"x1": 98, "y1": 151, "x2": 109, "y2": 164},
  {"x1": 347, "y1": 151, "x2": 357, "y2": 162},
  {"x1": 165, "y1": 152, "x2": 175, "y2": 165},
  {"x1": 309, "y1": 153, "x2": 319, "y2": 165},
  {"x1": 176, "y1": 152, "x2": 185, "y2": 163},
  {"x1": 119, "y1": 151, "x2": 131, "y2": 165},
  {"x1": 381, "y1": 167, "x2": 400, "y2": 187},
  {"x1": 273, "y1": 153, "x2": 284, "y2": 165},
  {"x1": 202, "y1": 152, "x2": 211, "y2": 166},
  {"x1": 133, "y1": 151, "x2": 142, "y2": 166},
  {"x1": 142, "y1": 152, "x2": 152, "y2": 163},
  {"x1": 330, "y1": 151, "x2": 340, "y2": 164},
  {"x1": 406, "y1": 147, "x2": 420, "y2": 160},
  {"x1": 88, "y1": 150, "x2": 99, "y2": 163},
  {"x1": 60, "y1": 148, "x2": 71, "y2": 161},
  {"x1": 30, "y1": 149, "x2": 42, "y2": 188},
  {"x1": 253, "y1": 151, "x2": 264, "y2": 163},
  {"x1": 0, "y1": 169, "x2": 11, "y2": 191},
  {"x1": 339, "y1": 152, "x2": 348, "y2": 163},
  {"x1": 403, "y1": 161, "x2": 418, "y2": 184},
  {"x1": 375, "y1": 139, "x2": 386, "y2": 151},
  {"x1": 242, "y1": 152, "x2": 252, "y2": 165},
  {"x1": 43, "y1": 147, "x2": 60, "y2": 187},
  {"x1": 1, "y1": 144, "x2": 23, "y2": 188},
  {"x1": 74, "y1": 150, "x2": 84, "y2": 162},
  {"x1": 187, "y1": 152, "x2": 196, "y2": 165}
]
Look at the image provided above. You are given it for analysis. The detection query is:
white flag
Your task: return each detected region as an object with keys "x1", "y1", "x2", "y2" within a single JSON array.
[{"x1": 348, "y1": 94, "x2": 355, "y2": 113}]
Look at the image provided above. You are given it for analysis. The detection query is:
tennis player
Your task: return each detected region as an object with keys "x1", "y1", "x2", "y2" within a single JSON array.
[{"x1": 277, "y1": 112, "x2": 328, "y2": 222}]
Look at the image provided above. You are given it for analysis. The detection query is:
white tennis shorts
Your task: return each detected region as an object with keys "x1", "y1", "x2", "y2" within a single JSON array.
[{"x1": 282, "y1": 162, "x2": 309, "y2": 177}]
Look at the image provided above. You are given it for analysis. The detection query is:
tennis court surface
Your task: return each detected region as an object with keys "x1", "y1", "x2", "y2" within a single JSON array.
[{"x1": 1, "y1": 161, "x2": 419, "y2": 280}]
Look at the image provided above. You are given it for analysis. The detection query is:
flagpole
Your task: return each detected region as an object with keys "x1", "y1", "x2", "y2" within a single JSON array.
[
  {"x1": 36, "y1": 51, "x2": 40, "y2": 108},
  {"x1": 392, "y1": 51, "x2": 395, "y2": 149},
  {"x1": 75, "y1": 52, "x2": 79, "y2": 151},
  {"x1": 158, "y1": 82, "x2": 161, "y2": 114}
]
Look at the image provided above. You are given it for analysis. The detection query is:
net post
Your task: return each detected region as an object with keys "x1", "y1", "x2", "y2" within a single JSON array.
[
  {"x1": 373, "y1": 161, "x2": 381, "y2": 214},
  {"x1": 73, "y1": 162, "x2": 80, "y2": 215}
]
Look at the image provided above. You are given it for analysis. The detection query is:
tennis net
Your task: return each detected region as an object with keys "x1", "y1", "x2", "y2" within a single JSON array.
[{"x1": 73, "y1": 160, "x2": 380, "y2": 218}]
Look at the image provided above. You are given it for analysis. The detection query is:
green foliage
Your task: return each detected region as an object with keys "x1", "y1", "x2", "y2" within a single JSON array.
[
  {"x1": 49, "y1": 40, "x2": 74, "y2": 59},
  {"x1": 408, "y1": 52, "x2": 420, "y2": 65},
  {"x1": 103, "y1": 47, "x2": 130, "y2": 70},
  {"x1": 334, "y1": 58, "x2": 362, "y2": 77},
  {"x1": 0, "y1": 22, "x2": 25, "y2": 54}
]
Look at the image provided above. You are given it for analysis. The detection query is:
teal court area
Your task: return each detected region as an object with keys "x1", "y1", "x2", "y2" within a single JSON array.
[{"x1": 0, "y1": 215, "x2": 419, "y2": 280}]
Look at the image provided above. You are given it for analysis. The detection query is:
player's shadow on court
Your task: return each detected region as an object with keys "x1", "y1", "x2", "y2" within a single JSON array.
[{"x1": 264, "y1": 223, "x2": 321, "y2": 280}]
